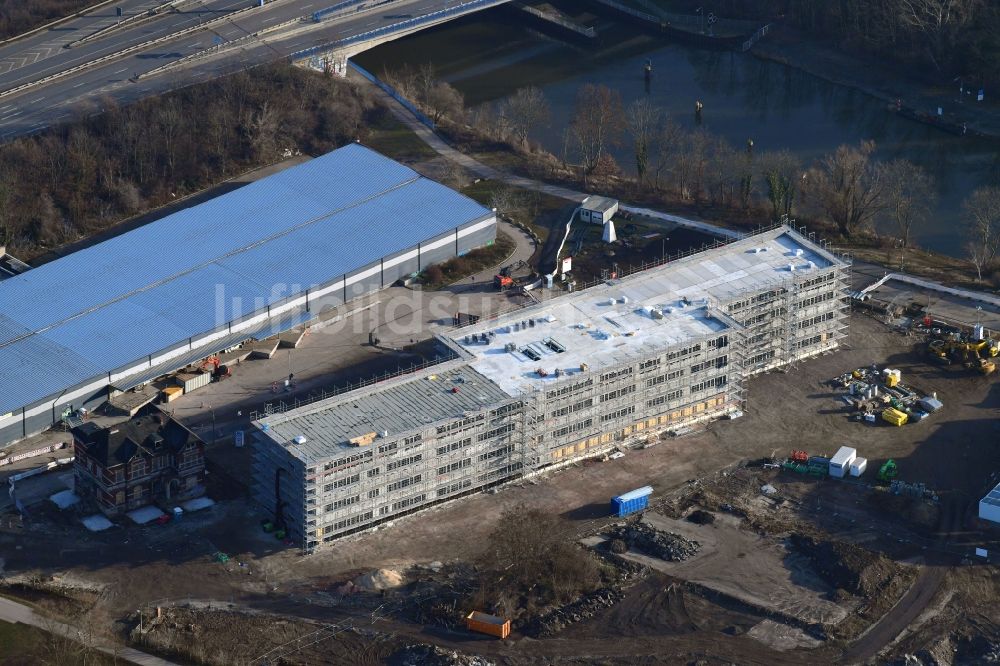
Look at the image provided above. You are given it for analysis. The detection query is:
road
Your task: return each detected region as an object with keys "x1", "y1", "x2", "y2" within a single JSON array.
[
  {"x1": 0, "y1": 0, "x2": 502, "y2": 140},
  {"x1": 0, "y1": 595, "x2": 180, "y2": 665},
  {"x1": 840, "y1": 498, "x2": 965, "y2": 664}
]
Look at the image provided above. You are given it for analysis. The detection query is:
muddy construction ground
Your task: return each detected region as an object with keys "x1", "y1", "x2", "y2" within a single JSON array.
[{"x1": 3, "y1": 312, "x2": 1000, "y2": 664}]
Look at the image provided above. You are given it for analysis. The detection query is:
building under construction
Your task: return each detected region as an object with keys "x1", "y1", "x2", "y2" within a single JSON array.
[{"x1": 251, "y1": 225, "x2": 850, "y2": 550}]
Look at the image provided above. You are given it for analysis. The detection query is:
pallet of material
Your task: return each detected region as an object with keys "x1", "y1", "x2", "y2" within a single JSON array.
[
  {"x1": 249, "y1": 338, "x2": 280, "y2": 359},
  {"x1": 882, "y1": 407, "x2": 908, "y2": 426},
  {"x1": 278, "y1": 328, "x2": 306, "y2": 349},
  {"x1": 161, "y1": 386, "x2": 183, "y2": 403}
]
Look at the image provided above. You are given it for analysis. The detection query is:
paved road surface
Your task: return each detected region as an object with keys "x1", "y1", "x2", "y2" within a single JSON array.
[
  {"x1": 0, "y1": 0, "x2": 495, "y2": 140},
  {"x1": 0, "y1": 595, "x2": 180, "y2": 665}
]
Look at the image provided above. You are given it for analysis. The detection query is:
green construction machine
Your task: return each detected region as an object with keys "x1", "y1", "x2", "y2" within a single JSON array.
[{"x1": 877, "y1": 459, "x2": 898, "y2": 483}]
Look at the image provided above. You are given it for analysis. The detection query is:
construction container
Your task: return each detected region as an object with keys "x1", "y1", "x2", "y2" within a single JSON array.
[
  {"x1": 882, "y1": 407, "x2": 908, "y2": 426},
  {"x1": 850, "y1": 457, "x2": 867, "y2": 477},
  {"x1": 175, "y1": 371, "x2": 211, "y2": 394},
  {"x1": 465, "y1": 611, "x2": 511, "y2": 639},
  {"x1": 829, "y1": 446, "x2": 857, "y2": 478},
  {"x1": 611, "y1": 486, "x2": 653, "y2": 517},
  {"x1": 161, "y1": 386, "x2": 183, "y2": 403}
]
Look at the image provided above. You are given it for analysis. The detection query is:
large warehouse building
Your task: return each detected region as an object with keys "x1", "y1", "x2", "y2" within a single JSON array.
[
  {"x1": 252, "y1": 226, "x2": 850, "y2": 550},
  {"x1": 0, "y1": 144, "x2": 496, "y2": 447}
]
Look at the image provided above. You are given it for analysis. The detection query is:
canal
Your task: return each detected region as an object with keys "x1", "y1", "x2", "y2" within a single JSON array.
[{"x1": 355, "y1": 7, "x2": 1000, "y2": 257}]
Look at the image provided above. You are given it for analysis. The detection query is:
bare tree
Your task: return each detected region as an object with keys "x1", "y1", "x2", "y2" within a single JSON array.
[
  {"x1": 879, "y1": 159, "x2": 936, "y2": 247},
  {"x1": 415, "y1": 62, "x2": 437, "y2": 102},
  {"x1": 488, "y1": 183, "x2": 525, "y2": 219},
  {"x1": 964, "y1": 185, "x2": 1000, "y2": 280},
  {"x1": 626, "y1": 98, "x2": 661, "y2": 186},
  {"x1": 502, "y1": 87, "x2": 550, "y2": 148},
  {"x1": 479, "y1": 504, "x2": 599, "y2": 612},
  {"x1": 682, "y1": 128, "x2": 711, "y2": 202},
  {"x1": 650, "y1": 117, "x2": 684, "y2": 192},
  {"x1": 443, "y1": 160, "x2": 470, "y2": 190},
  {"x1": 706, "y1": 136, "x2": 739, "y2": 207},
  {"x1": 569, "y1": 84, "x2": 625, "y2": 183},
  {"x1": 424, "y1": 81, "x2": 464, "y2": 124},
  {"x1": 898, "y1": 0, "x2": 979, "y2": 70},
  {"x1": 760, "y1": 150, "x2": 801, "y2": 220},
  {"x1": 807, "y1": 140, "x2": 885, "y2": 237}
]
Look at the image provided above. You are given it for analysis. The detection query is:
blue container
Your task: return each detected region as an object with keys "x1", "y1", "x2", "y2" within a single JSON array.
[{"x1": 611, "y1": 486, "x2": 653, "y2": 517}]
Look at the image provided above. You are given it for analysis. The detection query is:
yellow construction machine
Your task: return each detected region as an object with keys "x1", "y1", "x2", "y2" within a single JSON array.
[{"x1": 928, "y1": 337, "x2": 999, "y2": 375}]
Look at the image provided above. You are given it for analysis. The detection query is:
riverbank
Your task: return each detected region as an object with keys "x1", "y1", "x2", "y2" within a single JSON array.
[
  {"x1": 355, "y1": 67, "x2": 997, "y2": 295},
  {"x1": 750, "y1": 25, "x2": 1000, "y2": 139}
]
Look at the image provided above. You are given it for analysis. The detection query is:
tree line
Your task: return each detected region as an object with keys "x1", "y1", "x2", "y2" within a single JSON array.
[
  {"x1": 391, "y1": 71, "x2": 1000, "y2": 283},
  {"x1": 661, "y1": 0, "x2": 1000, "y2": 87},
  {"x1": 0, "y1": 64, "x2": 378, "y2": 258},
  {"x1": 0, "y1": 0, "x2": 94, "y2": 40}
]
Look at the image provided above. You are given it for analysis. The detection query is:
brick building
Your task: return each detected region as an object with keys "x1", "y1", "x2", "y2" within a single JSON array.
[{"x1": 72, "y1": 414, "x2": 205, "y2": 516}]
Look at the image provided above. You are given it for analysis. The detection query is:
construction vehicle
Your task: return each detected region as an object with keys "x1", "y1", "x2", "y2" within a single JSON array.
[
  {"x1": 877, "y1": 459, "x2": 898, "y2": 483},
  {"x1": 493, "y1": 261, "x2": 528, "y2": 292},
  {"x1": 200, "y1": 355, "x2": 232, "y2": 381},
  {"x1": 493, "y1": 264, "x2": 518, "y2": 291},
  {"x1": 493, "y1": 273, "x2": 515, "y2": 291},
  {"x1": 928, "y1": 337, "x2": 999, "y2": 373}
]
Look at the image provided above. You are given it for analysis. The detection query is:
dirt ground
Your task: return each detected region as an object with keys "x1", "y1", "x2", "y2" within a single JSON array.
[
  {"x1": 3, "y1": 312, "x2": 1000, "y2": 664},
  {"x1": 612, "y1": 511, "x2": 850, "y2": 626}
]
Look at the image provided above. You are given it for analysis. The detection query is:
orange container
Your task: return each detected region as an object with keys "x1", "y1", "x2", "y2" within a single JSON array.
[{"x1": 465, "y1": 611, "x2": 511, "y2": 639}]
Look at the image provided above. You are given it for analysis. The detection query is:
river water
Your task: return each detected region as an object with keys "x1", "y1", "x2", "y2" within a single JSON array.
[{"x1": 355, "y1": 9, "x2": 1000, "y2": 257}]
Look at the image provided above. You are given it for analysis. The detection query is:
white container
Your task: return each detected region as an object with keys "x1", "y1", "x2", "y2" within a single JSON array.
[
  {"x1": 829, "y1": 446, "x2": 857, "y2": 478},
  {"x1": 850, "y1": 457, "x2": 867, "y2": 477}
]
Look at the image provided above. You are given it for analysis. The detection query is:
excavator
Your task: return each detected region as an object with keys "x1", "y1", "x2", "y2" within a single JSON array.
[
  {"x1": 493, "y1": 260, "x2": 528, "y2": 292},
  {"x1": 927, "y1": 337, "x2": 999, "y2": 375},
  {"x1": 199, "y1": 355, "x2": 232, "y2": 381}
]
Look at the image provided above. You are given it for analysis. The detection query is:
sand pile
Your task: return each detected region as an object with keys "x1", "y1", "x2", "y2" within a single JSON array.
[{"x1": 353, "y1": 568, "x2": 404, "y2": 591}]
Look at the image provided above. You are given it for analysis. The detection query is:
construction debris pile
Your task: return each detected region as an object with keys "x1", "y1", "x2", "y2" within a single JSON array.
[
  {"x1": 832, "y1": 365, "x2": 943, "y2": 427},
  {"x1": 609, "y1": 522, "x2": 700, "y2": 562},
  {"x1": 395, "y1": 644, "x2": 496, "y2": 666},
  {"x1": 788, "y1": 534, "x2": 897, "y2": 597},
  {"x1": 889, "y1": 480, "x2": 938, "y2": 501},
  {"x1": 525, "y1": 587, "x2": 628, "y2": 638}
]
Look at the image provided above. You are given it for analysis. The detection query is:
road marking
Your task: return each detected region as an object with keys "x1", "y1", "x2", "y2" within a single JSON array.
[
  {"x1": 115, "y1": 67, "x2": 128, "y2": 74},
  {"x1": 30, "y1": 97, "x2": 44, "y2": 103},
  {"x1": 72, "y1": 81, "x2": 87, "y2": 88}
]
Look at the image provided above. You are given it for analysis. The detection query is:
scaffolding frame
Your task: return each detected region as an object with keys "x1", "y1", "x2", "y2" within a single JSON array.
[{"x1": 252, "y1": 227, "x2": 852, "y2": 550}]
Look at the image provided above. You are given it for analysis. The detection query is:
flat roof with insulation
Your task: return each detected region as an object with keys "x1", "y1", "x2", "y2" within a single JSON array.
[{"x1": 445, "y1": 227, "x2": 843, "y2": 397}]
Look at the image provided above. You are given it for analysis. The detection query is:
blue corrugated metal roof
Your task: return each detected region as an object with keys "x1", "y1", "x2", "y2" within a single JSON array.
[{"x1": 0, "y1": 144, "x2": 492, "y2": 414}]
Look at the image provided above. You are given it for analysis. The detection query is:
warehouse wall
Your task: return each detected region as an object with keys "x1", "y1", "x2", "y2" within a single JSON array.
[
  {"x1": 381, "y1": 247, "x2": 420, "y2": 287},
  {"x1": 420, "y1": 229, "x2": 458, "y2": 269},
  {"x1": 457, "y1": 216, "x2": 497, "y2": 256}
]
